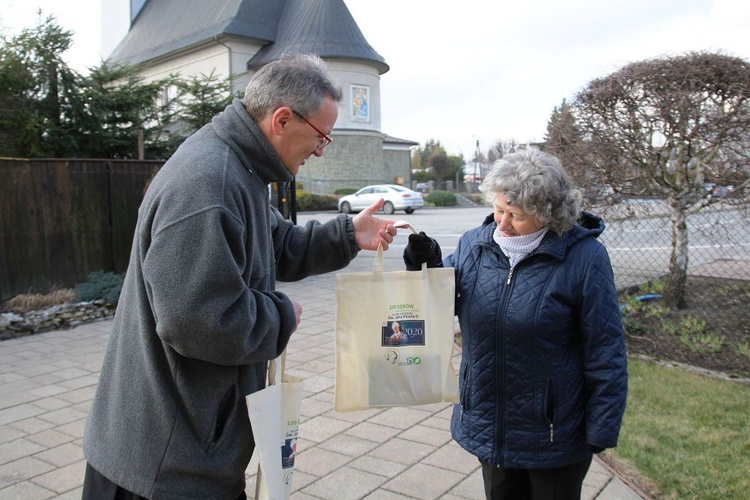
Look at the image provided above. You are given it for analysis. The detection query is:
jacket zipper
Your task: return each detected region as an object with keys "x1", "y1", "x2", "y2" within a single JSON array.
[
  {"x1": 545, "y1": 378, "x2": 556, "y2": 443},
  {"x1": 496, "y1": 259, "x2": 514, "y2": 464},
  {"x1": 460, "y1": 363, "x2": 468, "y2": 422},
  {"x1": 509, "y1": 257, "x2": 558, "y2": 444}
]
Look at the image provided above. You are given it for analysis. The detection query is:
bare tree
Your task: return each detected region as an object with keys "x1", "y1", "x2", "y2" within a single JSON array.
[
  {"x1": 487, "y1": 139, "x2": 518, "y2": 164},
  {"x1": 486, "y1": 140, "x2": 502, "y2": 167},
  {"x1": 485, "y1": 139, "x2": 520, "y2": 181},
  {"x1": 569, "y1": 51, "x2": 750, "y2": 308}
]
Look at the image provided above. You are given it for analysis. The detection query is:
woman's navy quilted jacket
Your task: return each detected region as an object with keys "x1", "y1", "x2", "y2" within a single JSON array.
[{"x1": 447, "y1": 212, "x2": 627, "y2": 469}]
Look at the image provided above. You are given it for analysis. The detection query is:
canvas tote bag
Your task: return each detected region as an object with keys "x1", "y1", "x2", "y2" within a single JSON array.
[
  {"x1": 245, "y1": 350, "x2": 303, "y2": 500},
  {"x1": 334, "y1": 228, "x2": 458, "y2": 412}
]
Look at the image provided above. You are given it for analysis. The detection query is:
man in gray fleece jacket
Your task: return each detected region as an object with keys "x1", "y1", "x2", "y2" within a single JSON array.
[{"x1": 82, "y1": 54, "x2": 398, "y2": 499}]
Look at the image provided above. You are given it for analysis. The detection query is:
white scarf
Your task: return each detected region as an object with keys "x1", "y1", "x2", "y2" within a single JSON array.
[{"x1": 493, "y1": 226, "x2": 549, "y2": 268}]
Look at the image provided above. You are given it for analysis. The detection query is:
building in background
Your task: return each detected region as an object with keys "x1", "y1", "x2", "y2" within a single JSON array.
[{"x1": 101, "y1": 0, "x2": 416, "y2": 194}]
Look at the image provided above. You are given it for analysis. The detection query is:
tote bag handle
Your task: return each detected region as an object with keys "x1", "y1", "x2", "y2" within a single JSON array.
[
  {"x1": 266, "y1": 350, "x2": 286, "y2": 386},
  {"x1": 254, "y1": 349, "x2": 287, "y2": 499},
  {"x1": 378, "y1": 220, "x2": 426, "y2": 273}
]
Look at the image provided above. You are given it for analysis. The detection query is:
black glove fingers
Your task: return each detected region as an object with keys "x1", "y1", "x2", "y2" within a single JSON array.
[{"x1": 406, "y1": 231, "x2": 437, "y2": 265}]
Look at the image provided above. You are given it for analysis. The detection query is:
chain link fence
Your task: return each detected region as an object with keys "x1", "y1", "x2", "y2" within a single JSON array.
[{"x1": 591, "y1": 199, "x2": 750, "y2": 378}]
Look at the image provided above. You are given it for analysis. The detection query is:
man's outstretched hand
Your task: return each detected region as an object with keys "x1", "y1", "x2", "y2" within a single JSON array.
[{"x1": 352, "y1": 199, "x2": 397, "y2": 251}]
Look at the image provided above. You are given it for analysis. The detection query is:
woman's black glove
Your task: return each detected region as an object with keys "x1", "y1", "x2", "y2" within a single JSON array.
[{"x1": 403, "y1": 232, "x2": 443, "y2": 271}]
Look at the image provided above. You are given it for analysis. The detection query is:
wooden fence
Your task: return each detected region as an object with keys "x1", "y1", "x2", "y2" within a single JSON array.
[{"x1": 0, "y1": 159, "x2": 164, "y2": 300}]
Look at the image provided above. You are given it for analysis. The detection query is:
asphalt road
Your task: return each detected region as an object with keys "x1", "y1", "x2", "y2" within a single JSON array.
[
  {"x1": 296, "y1": 206, "x2": 488, "y2": 273},
  {"x1": 297, "y1": 203, "x2": 750, "y2": 290}
]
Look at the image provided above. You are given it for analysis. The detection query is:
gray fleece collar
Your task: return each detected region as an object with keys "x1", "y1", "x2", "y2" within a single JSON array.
[{"x1": 211, "y1": 99, "x2": 294, "y2": 185}]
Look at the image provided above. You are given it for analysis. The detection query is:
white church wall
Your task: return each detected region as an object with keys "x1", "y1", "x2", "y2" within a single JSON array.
[
  {"x1": 136, "y1": 40, "x2": 260, "y2": 98},
  {"x1": 326, "y1": 60, "x2": 382, "y2": 133}
]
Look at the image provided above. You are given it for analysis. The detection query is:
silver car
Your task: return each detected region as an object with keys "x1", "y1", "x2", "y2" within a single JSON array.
[{"x1": 338, "y1": 184, "x2": 425, "y2": 215}]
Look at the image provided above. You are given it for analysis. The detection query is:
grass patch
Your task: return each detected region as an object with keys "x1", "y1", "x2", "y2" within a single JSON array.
[
  {"x1": 5, "y1": 288, "x2": 75, "y2": 313},
  {"x1": 612, "y1": 358, "x2": 750, "y2": 498}
]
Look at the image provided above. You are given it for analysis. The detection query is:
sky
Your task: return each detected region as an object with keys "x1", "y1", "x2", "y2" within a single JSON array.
[{"x1": 2, "y1": 0, "x2": 750, "y2": 159}]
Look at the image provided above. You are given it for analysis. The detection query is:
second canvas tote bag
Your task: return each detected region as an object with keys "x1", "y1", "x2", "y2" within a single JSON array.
[{"x1": 246, "y1": 351, "x2": 303, "y2": 500}]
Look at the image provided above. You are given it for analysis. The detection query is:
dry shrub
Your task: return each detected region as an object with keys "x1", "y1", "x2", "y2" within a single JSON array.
[{"x1": 5, "y1": 288, "x2": 76, "y2": 314}]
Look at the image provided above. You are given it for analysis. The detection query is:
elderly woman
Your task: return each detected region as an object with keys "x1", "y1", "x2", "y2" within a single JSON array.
[{"x1": 404, "y1": 148, "x2": 627, "y2": 500}]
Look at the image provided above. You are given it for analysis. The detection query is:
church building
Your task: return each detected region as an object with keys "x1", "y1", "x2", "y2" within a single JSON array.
[{"x1": 101, "y1": 0, "x2": 417, "y2": 194}]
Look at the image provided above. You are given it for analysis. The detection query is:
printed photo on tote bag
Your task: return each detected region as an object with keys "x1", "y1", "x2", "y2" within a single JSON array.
[
  {"x1": 334, "y1": 239, "x2": 458, "y2": 412},
  {"x1": 246, "y1": 351, "x2": 303, "y2": 500}
]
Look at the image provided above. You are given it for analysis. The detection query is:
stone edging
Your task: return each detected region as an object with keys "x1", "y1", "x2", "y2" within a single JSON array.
[{"x1": 0, "y1": 301, "x2": 116, "y2": 341}]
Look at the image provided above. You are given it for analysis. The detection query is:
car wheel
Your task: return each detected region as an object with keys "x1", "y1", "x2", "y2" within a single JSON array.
[
  {"x1": 405, "y1": 208, "x2": 414, "y2": 214},
  {"x1": 383, "y1": 201, "x2": 395, "y2": 214},
  {"x1": 340, "y1": 202, "x2": 352, "y2": 214}
]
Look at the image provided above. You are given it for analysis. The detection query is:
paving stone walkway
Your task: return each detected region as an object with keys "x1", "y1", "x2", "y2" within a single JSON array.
[{"x1": 0, "y1": 254, "x2": 646, "y2": 499}]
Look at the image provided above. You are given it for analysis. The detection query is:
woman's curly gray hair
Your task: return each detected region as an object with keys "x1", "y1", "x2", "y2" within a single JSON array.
[{"x1": 479, "y1": 147, "x2": 582, "y2": 234}]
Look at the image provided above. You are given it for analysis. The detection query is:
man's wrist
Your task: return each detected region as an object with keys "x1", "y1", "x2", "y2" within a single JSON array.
[{"x1": 343, "y1": 215, "x2": 360, "y2": 254}]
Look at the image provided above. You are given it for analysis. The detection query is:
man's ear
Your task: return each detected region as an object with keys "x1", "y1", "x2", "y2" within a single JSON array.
[{"x1": 269, "y1": 107, "x2": 294, "y2": 138}]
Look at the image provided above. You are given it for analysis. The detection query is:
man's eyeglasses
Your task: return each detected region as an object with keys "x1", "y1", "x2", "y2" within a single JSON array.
[{"x1": 292, "y1": 110, "x2": 332, "y2": 150}]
